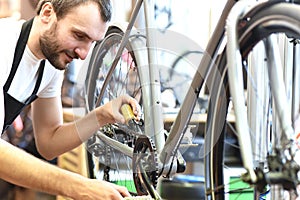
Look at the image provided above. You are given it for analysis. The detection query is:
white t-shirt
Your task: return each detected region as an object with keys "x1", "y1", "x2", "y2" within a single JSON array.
[
  {"x1": 0, "y1": 38, "x2": 4, "y2": 130},
  {"x1": 0, "y1": 18, "x2": 64, "y2": 103}
]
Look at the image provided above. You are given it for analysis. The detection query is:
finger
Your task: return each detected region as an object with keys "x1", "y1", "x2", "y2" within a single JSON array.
[
  {"x1": 107, "y1": 181, "x2": 131, "y2": 198},
  {"x1": 120, "y1": 95, "x2": 141, "y2": 120},
  {"x1": 134, "y1": 104, "x2": 142, "y2": 121},
  {"x1": 117, "y1": 186, "x2": 131, "y2": 197},
  {"x1": 120, "y1": 190, "x2": 131, "y2": 198},
  {"x1": 128, "y1": 98, "x2": 140, "y2": 116}
]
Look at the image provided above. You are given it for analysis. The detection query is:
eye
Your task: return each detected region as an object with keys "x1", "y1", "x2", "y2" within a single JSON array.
[{"x1": 74, "y1": 32, "x2": 85, "y2": 40}]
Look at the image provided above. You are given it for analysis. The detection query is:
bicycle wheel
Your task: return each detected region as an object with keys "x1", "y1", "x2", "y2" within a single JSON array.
[
  {"x1": 85, "y1": 26, "x2": 147, "y2": 194},
  {"x1": 205, "y1": 2, "x2": 300, "y2": 200}
]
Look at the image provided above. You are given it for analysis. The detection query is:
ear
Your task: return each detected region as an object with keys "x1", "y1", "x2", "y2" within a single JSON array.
[{"x1": 39, "y1": 2, "x2": 56, "y2": 23}]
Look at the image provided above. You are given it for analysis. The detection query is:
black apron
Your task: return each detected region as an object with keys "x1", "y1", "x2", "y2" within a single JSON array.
[{"x1": 3, "y1": 19, "x2": 45, "y2": 132}]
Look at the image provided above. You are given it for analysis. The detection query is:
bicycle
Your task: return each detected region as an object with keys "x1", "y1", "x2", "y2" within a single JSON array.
[{"x1": 83, "y1": 0, "x2": 300, "y2": 199}]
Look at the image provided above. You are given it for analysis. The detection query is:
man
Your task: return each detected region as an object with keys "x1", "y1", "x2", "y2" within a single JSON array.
[{"x1": 0, "y1": 0, "x2": 140, "y2": 199}]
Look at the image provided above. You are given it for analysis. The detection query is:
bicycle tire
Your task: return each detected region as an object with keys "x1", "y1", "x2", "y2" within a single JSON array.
[
  {"x1": 85, "y1": 26, "x2": 144, "y2": 194},
  {"x1": 205, "y1": 2, "x2": 300, "y2": 200}
]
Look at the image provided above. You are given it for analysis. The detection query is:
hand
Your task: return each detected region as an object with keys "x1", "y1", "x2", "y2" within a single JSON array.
[
  {"x1": 96, "y1": 94, "x2": 141, "y2": 126},
  {"x1": 74, "y1": 179, "x2": 131, "y2": 200}
]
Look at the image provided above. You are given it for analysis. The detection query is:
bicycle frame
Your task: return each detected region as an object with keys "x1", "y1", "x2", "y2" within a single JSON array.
[
  {"x1": 141, "y1": 0, "x2": 299, "y2": 182},
  {"x1": 156, "y1": 0, "x2": 236, "y2": 173},
  {"x1": 86, "y1": 0, "x2": 300, "y2": 198},
  {"x1": 105, "y1": 0, "x2": 239, "y2": 176}
]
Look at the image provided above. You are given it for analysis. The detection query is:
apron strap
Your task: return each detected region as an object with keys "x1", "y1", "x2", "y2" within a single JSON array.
[{"x1": 4, "y1": 19, "x2": 34, "y2": 92}]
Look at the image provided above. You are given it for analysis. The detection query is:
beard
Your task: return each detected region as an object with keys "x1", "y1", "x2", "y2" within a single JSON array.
[{"x1": 39, "y1": 23, "x2": 75, "y2": 70}]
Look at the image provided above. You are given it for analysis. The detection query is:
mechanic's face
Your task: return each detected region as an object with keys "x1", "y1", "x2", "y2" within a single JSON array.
[{"x1": 40, "y1": 3, "x2": 107, "y2": 70}]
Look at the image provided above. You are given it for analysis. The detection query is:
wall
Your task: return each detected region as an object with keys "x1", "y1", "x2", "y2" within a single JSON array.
[
  {"x1": 111, "y1": 0, "x2": 227, "y2": 49},
  {"x1": 0, "y1": 0, "x2": 20, "y2": 19},
  {"x1": 20, "y1": 0, "x2": 36, "y2": 20}
]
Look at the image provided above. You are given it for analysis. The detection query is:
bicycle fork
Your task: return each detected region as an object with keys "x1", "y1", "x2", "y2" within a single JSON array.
[
  {"x1": 227, "y1": 0, "x2": 300, "y2": 196},
  {"x1": 262, "y1": 35, "x2": 300, "y2": 193},
  {"x1": 240, "y1": 34, "x2": 300, "y2": 198}
]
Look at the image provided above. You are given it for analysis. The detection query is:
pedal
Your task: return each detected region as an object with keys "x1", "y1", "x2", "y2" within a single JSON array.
[{"x1": 124, "y1": 195, "x2": 153, "y2": 200}]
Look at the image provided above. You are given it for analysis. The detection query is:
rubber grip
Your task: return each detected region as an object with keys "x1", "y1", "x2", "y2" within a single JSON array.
[{"x1": 121, "y1": 104, "x2": 135, "y2": 124}]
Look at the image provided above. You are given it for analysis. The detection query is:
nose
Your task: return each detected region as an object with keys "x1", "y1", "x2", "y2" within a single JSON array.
[{"x1": 74, "y1": 42, "x2": 93, "y2": 60}]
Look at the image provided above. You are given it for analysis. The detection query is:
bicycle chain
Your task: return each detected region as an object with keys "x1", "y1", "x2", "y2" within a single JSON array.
[
  {"x1": 133, "y1": 135, "x2": 159, "y2": 197},
  {"x1": 87, "y1": 123, "x2": 159, "y2": 196},
  {"x1": 102, "y1": 125, "x2": 114, "y2": 182}
]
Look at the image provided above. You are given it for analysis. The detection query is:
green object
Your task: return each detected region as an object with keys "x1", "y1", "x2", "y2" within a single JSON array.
[
  {"x1": 114, "y1": 180, "x2": 137, "y2": 193},
  {"x1": 229, "y1": 177, "x2": 254, "y2": 199}
]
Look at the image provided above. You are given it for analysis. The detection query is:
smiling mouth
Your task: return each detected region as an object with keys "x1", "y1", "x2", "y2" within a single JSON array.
[{"x1": 65, "y1": 53, "x2": 73, "y2": 63}]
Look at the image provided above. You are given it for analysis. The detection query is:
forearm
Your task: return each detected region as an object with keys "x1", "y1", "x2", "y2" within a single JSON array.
[
  {"x1": 35, "y1": 109, "x2": 102, "y2": 160},
  {"x1": 33, "y1": 95, "x2": 137, "y2": 160},
  {"x1": 0, "y1": 139, "x2": 85, "y2": 198}
]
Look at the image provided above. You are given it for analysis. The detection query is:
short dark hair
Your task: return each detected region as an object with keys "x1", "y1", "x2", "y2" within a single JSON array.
[{"x1": 36, "y1": 0, "x2": 112, "y2": 22}]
